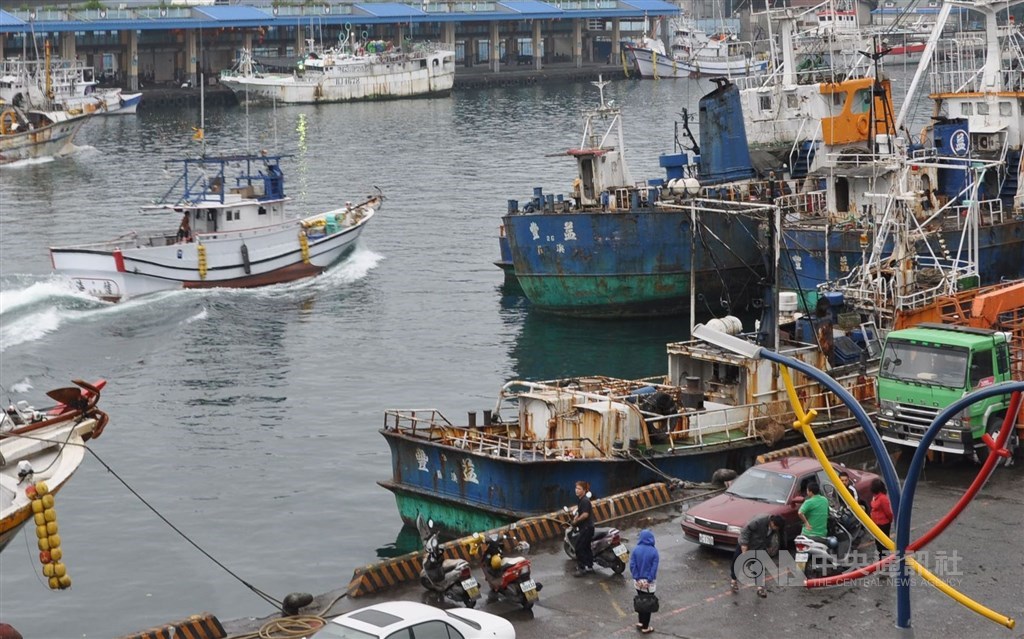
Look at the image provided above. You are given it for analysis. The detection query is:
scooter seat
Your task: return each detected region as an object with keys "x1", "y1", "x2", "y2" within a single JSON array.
[
  {"x1": 593, "y1": 527, "x2": 613, "y2": 541},
  {"x1": 501, "y1": 556, "x2": 526, "y2": 568},
  {"x1": 441, "y1": 559, "x2": 466, "y2": 571}
]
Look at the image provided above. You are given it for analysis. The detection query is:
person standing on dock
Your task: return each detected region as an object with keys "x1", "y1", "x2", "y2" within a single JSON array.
[
  {"x1": 630, "y1": 529, "x2": 659, "y2": 634},
  {"x1": 572, "y1": 480, "x2": 595, "y2": 576}
]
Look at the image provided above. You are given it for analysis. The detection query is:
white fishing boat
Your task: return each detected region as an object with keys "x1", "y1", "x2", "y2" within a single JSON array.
[
  {"x1": 0, "y1": 101, "x2": 89, "y2": 165},
  {"x1": 50, "y1": 152, "x2": 383, "y2": 301},
  {"x1": 626, "y1": 17, "x2": 768, "y2": 78},
  {"x1": 0, "y1": 380, "x2": 108, "y2": 555},
  {"x1": 0, "y1": 49, "x2": 141, "y2": 115},
  {"x1": 220, "y1": 37, "x2": 455, "y2": 105}
]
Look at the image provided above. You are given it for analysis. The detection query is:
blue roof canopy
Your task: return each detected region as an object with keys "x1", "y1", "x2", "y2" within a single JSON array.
[
  {"x1": 621, "y1": 0, "x2": 677, "y2": 10},
  {"x1": 0, "y1": 9, "x2": 26, "y2": 26},
  {"x1": 193, "y1": 6, "x2": 274, "y2": 20},
  {"x1": 354, "y1": 3, "x2": 427, "y2": 17},
  {"x1": 498, "y1": 1, "x2": 563, "y2": 15}
]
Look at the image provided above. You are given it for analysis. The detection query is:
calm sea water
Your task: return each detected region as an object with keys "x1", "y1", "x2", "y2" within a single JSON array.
[{"x1": 0, "y1": 71, "x2": 929, "y2": 636}]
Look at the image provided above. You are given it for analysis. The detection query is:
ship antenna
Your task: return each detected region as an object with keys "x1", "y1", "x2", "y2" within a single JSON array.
[{"x1": 592, "y1": 75, "x2": 610, "y2": 109}]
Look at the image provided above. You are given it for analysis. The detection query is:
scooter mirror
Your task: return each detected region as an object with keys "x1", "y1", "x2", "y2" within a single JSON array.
[
  {"x1": 428, "y1": 518, "x2": 435, "y2": 529},
  {"x1": 563, "y1": 506, "x2": 570, "y2": 513}
]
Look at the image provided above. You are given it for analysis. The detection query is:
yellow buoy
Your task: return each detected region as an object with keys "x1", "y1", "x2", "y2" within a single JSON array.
[
  {"x1": 44, "y1": 509, "x2": 56, "y2": 523},
  {"x1": 53, "y1": 562, "x2": 66, "y2": 577},
  {"x1": 36, "y1": 525, "x2": 48, "y2": 539},
  {"x1": 41, "y1": 494, "x2": 55, "y2": 509},
  {"x1": 35, "y1": 481, "x2": 49, "y2": 495},
  {"x1": 48, "y1": 534, "x2": 61, "y2": 548},
  {"x1": 43, "y1": 563, "x2": 55, "y2": 577},
  {"x1": 31, "y1": 500, "x2": 44, "y2": 514},
  {"x1": 50, "y1": 547, "x2": 62, "y2": 561},
  {"x1": 38, "y1": 537, "x2": 50, "y2": 551},
  {"x1": 48, "y1": 576, "x2": 60, "y2": 589},
  {"x1": 46, "y1": 521, "x2": 58, "y2": 535},
  {"x1": 58, "y1": 575, "x2": 71, "y2": 588},
  {"x1": 34, "y1": 512, "x2": 46, "y2": 526}
]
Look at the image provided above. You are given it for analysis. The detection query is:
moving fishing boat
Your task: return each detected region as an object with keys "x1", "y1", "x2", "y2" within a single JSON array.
[
  {"x1": 0, "y1": 101, "x2": 88, "y2": 165},
  {"x1": 219, "y1": 36, "x2": 455, "y2": 105},
  {"x1": 626, "y1": 17, "x2": 768, "y2": 78},
  {"x1": 0, "y1": 380, "x2": 109, "y2": 554},
  {"x1": 50, "y1": 152, "x2": 382, "y2": 301}
]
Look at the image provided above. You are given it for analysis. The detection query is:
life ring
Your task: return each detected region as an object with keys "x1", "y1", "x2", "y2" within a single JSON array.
[
  {"x1": 0, "y1": 109, "x2": 17, "y2": 135},
  {"x1": 856, "y1": 115, "x2": 870, "y2": 137}
]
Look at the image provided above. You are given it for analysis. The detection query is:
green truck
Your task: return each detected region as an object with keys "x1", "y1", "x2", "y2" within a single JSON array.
[{"x1": 876, "y1": 323, "x2": 1019, "y2": 463}]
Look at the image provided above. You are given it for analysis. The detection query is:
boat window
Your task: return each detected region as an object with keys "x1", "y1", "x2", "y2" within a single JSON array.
[
  {"x1": 259, "y1": 206, "x2": 267, "y2": 215},
  {"x1": 976, "y1": 102, "x2": 989, "y2": 115},
  {"x1": 833, "y1": 92, "x2": 845, "y2": 108},
  {"x1": 961, "y1": 102, "x2": 973, "y2": 115},
  {"x1": 207, "y1": 209, "x2": 216, "y2": 221},
  {"x1": 787, "y1": 94, "x2": 798, "y2": 109},
  {"x1": 759, "y1": 95, "x2": 771, "y2": 111},
  {"x1": 999, "y1": 102, "x2": 1011, "y2": 116},
  {"x1": 850, "y1": 89, "x2": 871, "y2": 114}
]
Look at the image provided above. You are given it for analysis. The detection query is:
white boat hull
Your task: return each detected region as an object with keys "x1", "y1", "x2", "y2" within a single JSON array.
[
  {"x1": 51, "y1": 209, "x2": 374, "y2": 301},
  {"x1": 629, "y1": 47, "x2": 768, "y2": 78},
  {"x1": 221, "y1": 51, "x2": 455, "y2": 105},
  {"x1": 0, "y1": 115, "x2": 86, "y2": 164},
  {"x1": 0, "y1": 418, "x2": 96, "y2": 554}
]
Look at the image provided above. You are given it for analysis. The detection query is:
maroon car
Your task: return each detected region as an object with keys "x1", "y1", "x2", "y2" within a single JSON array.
[{"x1": 680, "y1": 457, "x2": 879, "y2": 551}]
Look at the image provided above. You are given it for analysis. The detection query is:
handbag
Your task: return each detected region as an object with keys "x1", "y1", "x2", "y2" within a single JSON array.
[{"x1": 633, "y1": 591, "x2": 660, "y2": 614}]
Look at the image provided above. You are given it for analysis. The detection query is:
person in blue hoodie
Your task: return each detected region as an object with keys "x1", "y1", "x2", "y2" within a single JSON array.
[{"x1": 629, "y1": 529, "x2": 659, "y2": 634}]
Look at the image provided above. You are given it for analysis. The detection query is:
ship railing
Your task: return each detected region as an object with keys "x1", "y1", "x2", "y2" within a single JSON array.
[{"x1": 776, "y1": 190, "x2": 828, "y2": 220}]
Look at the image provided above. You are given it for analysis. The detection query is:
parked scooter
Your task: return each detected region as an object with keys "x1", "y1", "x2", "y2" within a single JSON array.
[
  {"x1": 793, "y1": 486, "x2": 866, "y2": 578},
  {"x1": 562, "y1": 506, "x2": 629, "y2": 574},
  {"x1": 416, "y1": 515, "x2": 481, "y2": 607},
  {"x1": 471, "y1": 530, "x2": 542, "y2": 610}
]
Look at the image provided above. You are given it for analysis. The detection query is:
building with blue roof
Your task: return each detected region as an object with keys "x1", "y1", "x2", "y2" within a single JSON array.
[{"x1": 0, "y1": 0, "x2": 678, "y2": 91}]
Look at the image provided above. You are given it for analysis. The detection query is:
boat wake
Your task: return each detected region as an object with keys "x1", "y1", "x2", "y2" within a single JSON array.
[{"x1": 0, "y1": 155, "x2": 56, "y2": 168}]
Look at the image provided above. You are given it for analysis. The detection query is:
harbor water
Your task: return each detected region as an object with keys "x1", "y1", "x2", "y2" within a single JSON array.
[{"x1": 0, "y1": 72, "x2": 930, "y2": 636}]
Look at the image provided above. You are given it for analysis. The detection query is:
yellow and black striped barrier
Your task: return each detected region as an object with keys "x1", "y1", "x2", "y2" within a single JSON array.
[
  {"x1": 756, "y1": 428, "x2": 868, "y2": 464},
  {"x1": 114, "y1": 612, "x2": 225, "y2": 639},
  {"x1": 346, "y1": 482, "x2": 675, "y2": 597}
]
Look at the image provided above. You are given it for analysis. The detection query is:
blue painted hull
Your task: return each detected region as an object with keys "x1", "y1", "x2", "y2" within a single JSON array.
[
  {"x1": 781, "y1": 220, "x2": 1024, "y2": 308},
  {"x1": 382, "y1": 428, "x2": 776, "y2": 524},
  {"x1": 502, "y1": 208, "x2": 765, "y2": 318}
]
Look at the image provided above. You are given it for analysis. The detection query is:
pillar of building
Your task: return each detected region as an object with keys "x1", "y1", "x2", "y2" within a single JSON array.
[
  {"x1": 296, "y1": 25, "x2": 306, "y2": 55},
  {"x1": 611, "y1": 18, "x2": 620, "y2": 64},
  {"x1": 532, "y1": 20, "x2": 541, "y2": 70},
  {"x1": 0, "y1": 35, "x2": 6, "y2": 62},
  {"x1": 466, "y1": 37, "x2": 475, "y2": 66},
  {"x1": 572, "y1": 18, "x2": 582, "y2": 68},
  {"x1": 59, "y1": 32, "x2": 77, "y2": 60},
  {"x1": 443, "y1": 22, "x2": 455, "y2": 50},
  {"x1": 397, "y1": 24, "x2": 405, "y2": 47},
  {"x1": 127, "y1": 29, "x2": 139, "y2": 90},
  {"x1": 244, "y1": 30, "x2": 253, "y2": 53},
  {"x1": 489, "y1": 20, "x2": 500, "y2": 72},
  {"x1": 186, "y1": 28, "x2": 198, "y2": 86}
]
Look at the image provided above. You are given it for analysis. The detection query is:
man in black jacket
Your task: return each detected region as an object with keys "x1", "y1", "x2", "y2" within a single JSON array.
[{"x1": 730, "y1": 514, "x2": 785, "y2": 598}]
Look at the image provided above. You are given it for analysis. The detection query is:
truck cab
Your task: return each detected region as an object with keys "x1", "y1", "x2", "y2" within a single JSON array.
[{"x1": 876, "y1": 323, "x2": 1014, "y2": 459}]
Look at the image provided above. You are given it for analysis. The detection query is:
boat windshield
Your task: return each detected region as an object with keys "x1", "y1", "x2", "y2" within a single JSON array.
[
  {"x1": 880, "y1": 340, "x2": 969, "y2": 389},
  {"x1": 726, "y1": 468, "x2": 794, "y2": 503}
]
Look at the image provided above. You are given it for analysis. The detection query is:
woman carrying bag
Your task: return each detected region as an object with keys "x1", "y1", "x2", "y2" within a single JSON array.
[{"x1": 629, "y1": 529, "x2": 659, "y2": 634}]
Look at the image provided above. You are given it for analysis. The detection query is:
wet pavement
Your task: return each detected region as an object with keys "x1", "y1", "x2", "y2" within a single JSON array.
[{"x1": 225, "y1": 454, "x2": 1024, "y2": 639}]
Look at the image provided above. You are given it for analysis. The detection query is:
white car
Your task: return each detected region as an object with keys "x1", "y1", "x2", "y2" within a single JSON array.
[{"x1": 315, "y1": 600, "x2": 516, "y2": 639}]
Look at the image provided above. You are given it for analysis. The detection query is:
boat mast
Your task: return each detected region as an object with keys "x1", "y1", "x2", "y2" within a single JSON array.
[{"x1": 892, "y1": 2, "x2": 951, "y2": 132}]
